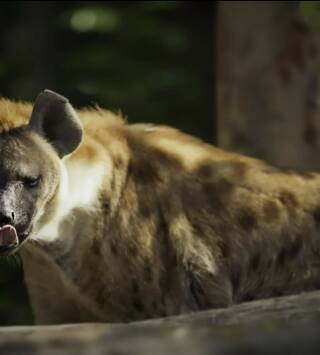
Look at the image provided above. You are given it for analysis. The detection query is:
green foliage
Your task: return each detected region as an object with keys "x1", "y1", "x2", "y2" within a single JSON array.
[
  {"x1": 300, "y1": 1, "x2": 320, "y2": 25},
  {"x1": 0, "y1": 1, "x2": 214, "y2": 142}
]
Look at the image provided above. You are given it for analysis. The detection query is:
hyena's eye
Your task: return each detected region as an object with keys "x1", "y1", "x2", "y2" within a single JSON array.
[{"x1": 22, "y1": 176, "x2": 41, "y2": 188}]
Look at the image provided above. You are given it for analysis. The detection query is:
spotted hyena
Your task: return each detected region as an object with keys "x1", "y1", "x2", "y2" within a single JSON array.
[{"x1": 0, "y1": 90, "x2": 319, "y2": 324}]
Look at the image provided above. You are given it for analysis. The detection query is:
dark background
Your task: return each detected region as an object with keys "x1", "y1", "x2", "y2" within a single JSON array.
[{"x1": 0, "y1": 1, "x2": 214, "y2": 325}]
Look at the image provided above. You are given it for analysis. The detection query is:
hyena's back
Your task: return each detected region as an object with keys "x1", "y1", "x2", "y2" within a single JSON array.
[{"x1": 86, "y1": 117, "x2": 320, "y2": 313}]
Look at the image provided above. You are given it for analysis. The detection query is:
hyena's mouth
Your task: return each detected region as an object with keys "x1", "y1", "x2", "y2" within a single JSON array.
[{"x1": 0, "y1": 225, "x2": 30, "y2": 256}]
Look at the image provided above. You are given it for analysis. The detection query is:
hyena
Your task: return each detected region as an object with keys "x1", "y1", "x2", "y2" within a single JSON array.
[{"x1": 0, "y1": 90, "x2": 320, "y2": 324}]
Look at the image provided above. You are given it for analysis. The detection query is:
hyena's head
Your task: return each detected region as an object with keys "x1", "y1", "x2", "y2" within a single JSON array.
[{"x1": 0, "y1": 90, "x2": 83, "y2": 255}]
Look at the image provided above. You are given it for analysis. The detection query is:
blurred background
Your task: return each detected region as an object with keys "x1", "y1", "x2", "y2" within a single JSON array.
[{"x1": 0, "y1": 0, "x2": 320, "y2": 325}]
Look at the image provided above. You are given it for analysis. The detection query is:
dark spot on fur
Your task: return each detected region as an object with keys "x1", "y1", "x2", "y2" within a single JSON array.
[
  {"x1": 277, "y1": 248, "x2": 287, "y2": 268},
  {"x1": 220, "y1": 240, "x2": 231, "y2": 258},
  {"x1": 289, "y1": 235, "x2": 303, "y2": 258},
  {"x1": 138, "y1": 196, "x2": 152, "y2": 218},
  {"x1": 279, "y1": 190, "x2": 298, "y2": 210},
  {"x1": 197, "y1": 161, "x2": 247, "y2": 181},
  {"x1": 102, "y1": 200, "x2": 110, "y2": 211},
  {"x1": 95, "y1": 285, "x2": 108, "y2": 307},
  {"x1": 91, "y1": 238, "x2": 101, "y2": 256},
  {"x1": 189, "y1": 273, "x2": 207, "y2": 309},
  {"x1": 197, "y1": 163, "x2": 213, "y2": 179},
  {"x1": 215, "y1": 178, "x2": 234, "y2": 197},
  {"x1": 263, "y1": 200, "x2": 280, "y2": 223},
  {"x1": 313, "y1": 207, "x2": 320, "y2": 226},
  {"x1": 295, "y1": 170, "x2": 316, "y2": 179},
  {"x1": 264, "y1": 164, "x2": 314, "y2": 178},
  {"x1": 264, "y1": 256, "x2": 273, "y2": 270},
  {"x1": 262, "y1": 166, "x2": 279, "y2": 174},
  {"x1": 238, "y1": 208, "x2": 257, "y2": 231},
  {"x1": 232, "y1": 161, "x2": 248, "y2": 178},
  {"x1": 110, "y1": 241, "x2": 118, "y2": 256},
  {"x1": 251, "y1": 253, "x2": 260, "y2": 271},
  {"x1": 179, "y1": 181, "x2": 204, "y2": 216},
  {"x1": 129, "y1": 159, "x2": 159, "y2": 185},
  {"x1": 110, "y1": 175, "x2": 116, "y2": 191},
  {"x1": 203, "y1": 178, "x2": 234, "y2": 212},
  {"x1": 114, "y1": 156, "x2": 124, "y2": 169},
  {"x1": 128, "y1": 243, "x2": 138, "y2": 257},
  {"x1": 130, "y1": 146, "x2": 182, "y2": 185},
  {"x1": 144, "y1": 261, "x2": 153, "y2": 283},
  {"x1": 280, "y1": 168, "x2": 297, "y2": 176},
  {"x1": 230, "y1": 269, "x2": 240, "y2": 292},
  {"x1": 313, "y1": 206, "x2": 320, "y2": 224}
]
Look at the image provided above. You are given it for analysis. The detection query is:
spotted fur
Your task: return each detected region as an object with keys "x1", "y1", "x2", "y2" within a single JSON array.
[{"x1": 1, "y1": 95, "x2": 320, "y2": 324}]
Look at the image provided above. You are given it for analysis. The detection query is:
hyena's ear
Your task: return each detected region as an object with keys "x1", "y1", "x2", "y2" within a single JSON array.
[{"x1": 29, "y1": 90, "x2": 83, "y2": 158}]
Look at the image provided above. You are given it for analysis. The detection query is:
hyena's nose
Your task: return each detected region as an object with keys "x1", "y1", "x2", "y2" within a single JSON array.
[{"x1": 0, "y1": 211, "x2": 15, "y2": 226}]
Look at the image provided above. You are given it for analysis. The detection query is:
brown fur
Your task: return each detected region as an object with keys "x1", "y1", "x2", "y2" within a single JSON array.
[
  {"x1": 0, "y1": 99, "x2": 32, "y2": 132},
  {"x1": 2, "y1": 97, "x2": 320, "y2": 324}
]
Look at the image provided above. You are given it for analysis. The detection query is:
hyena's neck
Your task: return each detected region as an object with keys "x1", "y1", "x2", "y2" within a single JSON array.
[
  {"x1": 22, "y1": 129, "x2": 131, "y2": 324},
  {"x1": 34, "y1": 135, "x2": 115, "y2": 244}
]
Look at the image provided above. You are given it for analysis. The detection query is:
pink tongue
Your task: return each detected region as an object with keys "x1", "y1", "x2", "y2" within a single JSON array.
[{"x1": 0, "y1": 225, "x2": 18, "y2": 247}]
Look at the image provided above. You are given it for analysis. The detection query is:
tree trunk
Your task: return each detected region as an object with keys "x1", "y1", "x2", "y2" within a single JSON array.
[{"x1": 217, "y1": 1, "x2": 320, "y2": 171}]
